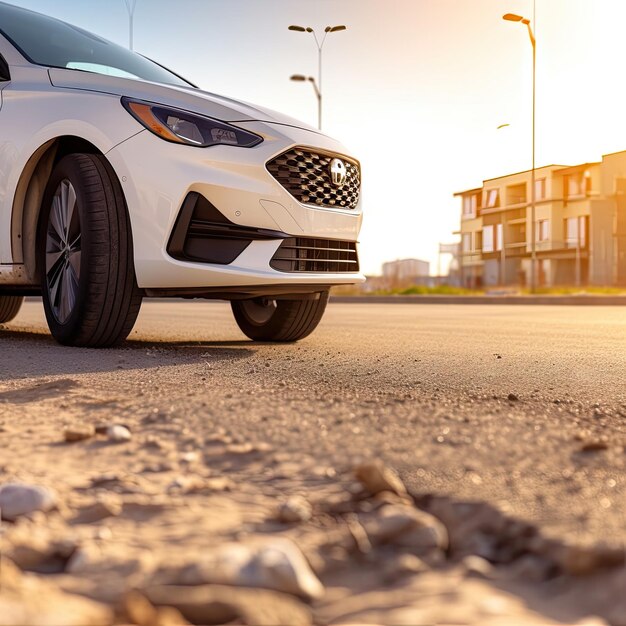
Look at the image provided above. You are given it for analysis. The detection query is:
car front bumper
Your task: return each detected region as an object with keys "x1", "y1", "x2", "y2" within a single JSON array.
[{"x1": 105, "y1": 121, "x2": 364, "y2": 291}]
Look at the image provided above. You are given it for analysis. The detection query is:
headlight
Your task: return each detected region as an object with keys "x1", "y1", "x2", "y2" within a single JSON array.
[{"x1": 121, "y1": 97, "x2": 263, "y2": 148}]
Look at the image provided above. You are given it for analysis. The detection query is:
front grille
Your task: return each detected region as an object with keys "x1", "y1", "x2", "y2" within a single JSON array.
[
  {"x1": 267, "y1": 148, "x2": 361, "y2": 210},
  {"x1": 271, "y1": 237, "x2": 359, "y2": 273}
]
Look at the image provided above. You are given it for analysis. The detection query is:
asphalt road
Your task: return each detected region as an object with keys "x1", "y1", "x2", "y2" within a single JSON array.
[{"x1": 2, "y1": 300, "x2": 626, "y2": 548}]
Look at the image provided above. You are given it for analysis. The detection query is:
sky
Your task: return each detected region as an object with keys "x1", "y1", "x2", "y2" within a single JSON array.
[{"x1": 7, "y1": 0, "x2": 626, "y2": 275}]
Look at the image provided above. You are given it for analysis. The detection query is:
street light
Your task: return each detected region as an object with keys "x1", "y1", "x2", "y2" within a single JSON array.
[
  {"x1": 123, "y1": 0, "x2": 138, "y2": 50},
  {"x1": 288, "y1": 24, "x2": 347, "y2": 129},
  {"x1": 503, "y1": 7, "x2": 537, "y2": 292},
  {"x1": 290, "y1": 74, "x2": 321, "y2": 117},
  {"x1": 495, "y1": 122, "x2": 512, "y2": 285}
]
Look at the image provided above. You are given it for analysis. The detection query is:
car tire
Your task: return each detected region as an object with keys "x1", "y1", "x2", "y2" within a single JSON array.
[
  {"x1": 231, "y1": 291, "x2": 329, "y2": 342},
  {"x1": 40, "y1": 153, "x2": 142, "y2": 347},
  {"x1": 0, "y1": 295, "x2": 24, "y2": 323}
]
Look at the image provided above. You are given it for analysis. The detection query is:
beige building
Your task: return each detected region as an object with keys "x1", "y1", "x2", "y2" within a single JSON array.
[
  {"x1": 455, "y1": 151, "x2": 626, "y2": 288},
  {"x1": 382, "y1": 258, "x2": 430, "y2": 283},
  {"x1": 383, "y1": 259, "x2": 430, "y2": 288}
]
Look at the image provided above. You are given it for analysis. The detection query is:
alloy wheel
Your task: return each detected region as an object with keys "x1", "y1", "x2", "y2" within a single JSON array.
[
  {"x1": 45, "y1": 179, "x2": 81, "y2": 323},
  {"x1": 240, "y1": 298, "x2": 278, "y2": 325}
]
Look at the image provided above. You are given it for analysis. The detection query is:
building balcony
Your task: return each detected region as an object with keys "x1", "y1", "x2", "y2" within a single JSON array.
[
  {"x1": 480, "y1": 202, "x2": 525, "y2": 216},
  {"x1": 459, "y1": 250, "x2": 484, "y2": 266},
  {"x1": 535, "y1": 239, "x2": 588, "y2": 252},
  {"x1": 468, "y1": 240, "x2": 590, "y2": 259},
  {"x1": 471, "y1": 240, "x2": 587, "y2": 256}
]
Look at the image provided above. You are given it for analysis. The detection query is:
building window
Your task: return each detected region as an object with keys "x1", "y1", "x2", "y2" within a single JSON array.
[
  {"x1": 463, "y1": 194, "x2": 478, "y2": 217},
  {"x1": 496, "y1": 223, "x2": 503, "y2": 251},
  {"x1": 535, "y1": 178, "x2": 546, "y2": 200},
  {"x1": 475, "y1": 230, "x2": 483, "y2": 251},
  {"x1": 462, "y1": 233, "x2": 472, "y2": 252},
  {"x1": 565, "y1": 216, "x2": 587, "y2": 248},
  {"x1": 483, "y1": 189, "x2": 499, "y2": 208},
  {"x1": 482, "y1": 225, "x2": 494, "y2": 253},
  {"x1": 565, "y1": 172, "x2": 591, "y2": 199},
  {"x1": 566, "y1": 174, "x2": 581, "y2": 197},
  {"x1": 506, "y1": 183, "x2": 527, "y2": 205},
  {"x1": 536, "y1": 219, "x2": 550, "y2": 242}
]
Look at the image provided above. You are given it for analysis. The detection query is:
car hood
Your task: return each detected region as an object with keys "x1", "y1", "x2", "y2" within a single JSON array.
[{"x1": 48, "y1": 68, "x2": 321, "y2": 133}]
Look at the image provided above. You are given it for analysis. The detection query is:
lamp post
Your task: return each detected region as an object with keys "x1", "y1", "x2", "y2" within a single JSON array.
[
  {"x1": 503, "y1": 7, "x2": 537, "y2": 292},
  {"x1": 290, "y1": 74, "x2": 321, "y2": 124},
  {"x1": 496, "y1": 122, "x2": 510, "y2": 285},
  {"x1": 288, "y1": 24, "x2": 346, "y2": 129},
  {"x1": 123, "y1": 0, "x2": 138, "y2": 50}
]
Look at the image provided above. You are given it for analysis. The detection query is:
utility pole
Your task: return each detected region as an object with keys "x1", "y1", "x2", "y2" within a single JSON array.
[{"x1": 123, "y1": 0, "x2": 138, "y2": 50}]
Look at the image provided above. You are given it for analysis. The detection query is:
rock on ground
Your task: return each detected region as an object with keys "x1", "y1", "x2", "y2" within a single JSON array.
[
  {"x1": 364, "y1": 504, "x2": 448, "y2": 554},
  {"x1": 277, "y1": 496, "x2": 313, "y2": 523},
  {"x1": 64, "y1": 424, "x2": 96, "y2": 442},
  {"x1": 0, "y1": 483, "x2": 56, "y2": 521},
  {"x1": 158, "y1": 539, "x2": 324, "y2": 601},
  {"x1": 106, "y1": 424, "x2": 132, "y2": 442},
  {"x1": 355, "y1": 460, "x2": 408, "y2": 497},
  {"x1": 142, "y1": 584, "x2": 313, "y2": 626}
]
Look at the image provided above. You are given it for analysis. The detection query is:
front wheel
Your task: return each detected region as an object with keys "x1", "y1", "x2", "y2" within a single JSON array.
[
  {"x1": 40, "y1": 153, "x2": 142, "y2": 347},
  {"x1": 231, "y1": 291, "x2": 329, "y2": 342}
]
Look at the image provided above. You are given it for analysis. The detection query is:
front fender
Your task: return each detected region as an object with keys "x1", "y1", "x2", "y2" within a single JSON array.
[{"x1": 0, "y1": 69, "x2": 140, "y2": 264}]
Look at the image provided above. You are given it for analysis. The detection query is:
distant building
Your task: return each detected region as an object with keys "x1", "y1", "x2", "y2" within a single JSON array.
[
  {"x1": 438, "y1": 242, "x2": 461, "y2": 285},
  {"x1": 382, "y1": 258, "x2": 430, "y2": 287},
  {"x1": 454, "y1": 150, "x2": 626, "y2": 288}
]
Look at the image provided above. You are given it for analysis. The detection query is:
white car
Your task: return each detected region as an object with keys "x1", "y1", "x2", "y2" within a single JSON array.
[{"x1": 0, "y1": 2, "x2": 363, "y2": 346}]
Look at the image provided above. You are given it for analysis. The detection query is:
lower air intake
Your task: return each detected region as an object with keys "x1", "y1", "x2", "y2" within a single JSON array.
[{"x1": 270, "y1": 237, "x2": 359, "y2": 273}]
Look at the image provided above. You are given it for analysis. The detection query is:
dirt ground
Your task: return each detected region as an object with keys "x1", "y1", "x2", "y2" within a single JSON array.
[{"x1": 1, "y1": 300, "x2": 625, "y2": 625}]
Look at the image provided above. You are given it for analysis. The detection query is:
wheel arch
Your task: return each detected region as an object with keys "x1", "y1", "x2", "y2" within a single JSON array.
[{"x1": 11, "y1": 136, "x2": 120, "y2": 282}]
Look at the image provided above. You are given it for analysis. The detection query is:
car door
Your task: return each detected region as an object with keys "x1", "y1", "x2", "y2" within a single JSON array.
[
  {"x1": 0, "y1": 48, "x2": 10, "y2": 265},
  {"x1": 0, "y1": 31, "x2": 27, "y2": 267}
]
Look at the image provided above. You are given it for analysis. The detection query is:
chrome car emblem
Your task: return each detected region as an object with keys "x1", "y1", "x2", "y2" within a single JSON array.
[{"x1": 330, "y1": 158, "x2": 347, "y2": 187}]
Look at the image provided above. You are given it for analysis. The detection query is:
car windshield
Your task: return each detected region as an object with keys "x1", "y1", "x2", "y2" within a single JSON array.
[{"x1": 0, "y1": 2, "x2": 194, "y2": 88}]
